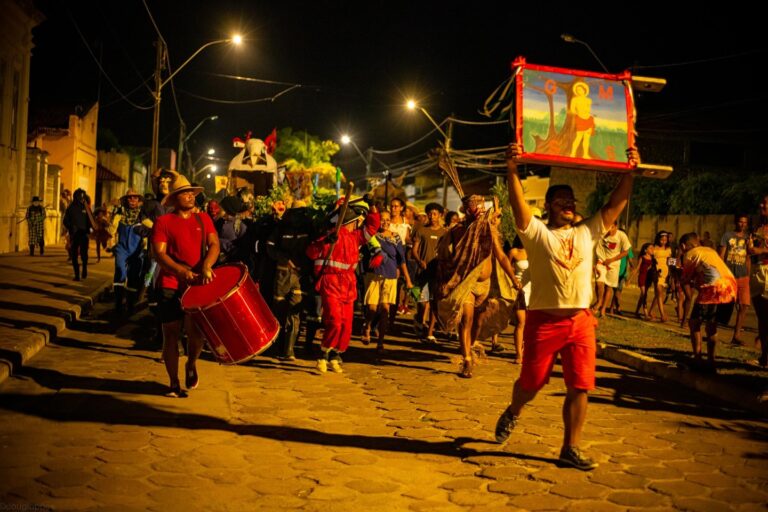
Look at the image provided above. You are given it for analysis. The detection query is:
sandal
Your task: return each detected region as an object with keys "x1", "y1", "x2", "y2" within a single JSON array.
[
  {"x1": 165, "y1": 384, "x2": 188, "y2": 398},
  {"x1": 185, "y1": 362, "x2": 199, "y2": 390},
  {"x1": 491, "y1": 344, "x2": 505, "y2": 353},
  {"x1": 459, "y1": 359, "x2": 473, "y2": 378}
]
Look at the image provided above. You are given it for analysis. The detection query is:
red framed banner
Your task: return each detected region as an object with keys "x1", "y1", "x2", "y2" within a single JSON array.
[{"x1": 512, "y1": 56, "x2": 636, "y2": 172}]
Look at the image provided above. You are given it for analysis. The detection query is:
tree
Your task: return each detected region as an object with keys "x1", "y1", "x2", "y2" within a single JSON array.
[{"x1": 273, "y1": 128, "x2": 339, "y2": 175}]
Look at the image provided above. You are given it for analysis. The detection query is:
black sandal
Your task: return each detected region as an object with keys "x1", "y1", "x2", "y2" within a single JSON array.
[{"x1": 165, "y1": 385, "x2": 188, "y2": 398}]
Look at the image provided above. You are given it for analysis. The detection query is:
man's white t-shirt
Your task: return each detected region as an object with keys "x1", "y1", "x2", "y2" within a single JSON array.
[{"x1": 519, "y1": 214, "x2": 606, "y2": 310}]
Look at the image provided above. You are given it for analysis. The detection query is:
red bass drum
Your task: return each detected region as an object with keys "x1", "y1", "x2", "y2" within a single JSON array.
[{"x1": 181, "y1": 263, "x2": 279, "y2": 364}]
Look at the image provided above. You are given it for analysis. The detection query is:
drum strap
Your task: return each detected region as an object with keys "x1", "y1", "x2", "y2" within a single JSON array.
[{"x1": 194, "y1": 213, "x2": 207, "y2": 269}]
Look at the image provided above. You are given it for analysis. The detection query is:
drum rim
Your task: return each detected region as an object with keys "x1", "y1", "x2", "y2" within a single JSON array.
[{"x1": 180, "y1": 262, "x2": 249, "y2": 313}]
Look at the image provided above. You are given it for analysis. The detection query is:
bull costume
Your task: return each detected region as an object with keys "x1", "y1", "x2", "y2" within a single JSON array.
[
  {"x1": 267, "y1": 207, "x2": 315, "y2": 361},
  {"x1": 306, "y1": 199, "x2": 379, "y2": 373},
  {"x1": 26, "y1": 196, "x2": 46, "y2": 256},
  {"x1": 112, "y1": 189, "x2": 151, "y2": 316},
  {"x1": 436, "y1": 194, "x2": 520, "y2": 378}
]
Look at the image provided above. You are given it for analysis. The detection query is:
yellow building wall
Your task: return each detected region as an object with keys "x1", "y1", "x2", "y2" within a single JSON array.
[{"x1": 30, "y1": 103, "x2": 99, "y2": 199}]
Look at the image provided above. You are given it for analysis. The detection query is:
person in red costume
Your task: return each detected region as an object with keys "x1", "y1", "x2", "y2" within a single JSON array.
[{"x1": 307, "y1": 199, "x2": 380, "y2": 374}]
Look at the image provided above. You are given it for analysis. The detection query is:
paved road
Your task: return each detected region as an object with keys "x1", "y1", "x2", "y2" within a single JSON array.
[{"x1": 1, "y1": 287, "x2": 767, "y2": 511}]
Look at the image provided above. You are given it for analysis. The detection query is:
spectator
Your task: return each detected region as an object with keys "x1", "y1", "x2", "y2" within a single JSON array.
[
  {"x1": 25, "y1": 196, "x2": 46, "y2": 256},
  {"x1": 719, "y1": 214, "x2": 751, "y2": 346},
  {"x1": 747, "y1": 195, "x2": 768, "y2": 368},
  {"x1": 648, "y1": 231, "x2": 672, "y2": 322},
  {"x1": 679, "y1": 232, "x2": 737, "y2": 373}
]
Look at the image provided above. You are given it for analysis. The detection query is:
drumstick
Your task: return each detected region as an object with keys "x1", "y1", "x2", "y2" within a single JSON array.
[{"x1": 333, "y1": 181, "x2": 355, "y2": 237}]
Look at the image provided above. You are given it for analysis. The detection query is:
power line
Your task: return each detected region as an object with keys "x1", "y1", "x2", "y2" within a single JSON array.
[
  {"x1": 177, "y1": 85, "x2": 301, "y2": 104},
  {"x1": 66, "y1": 9, "x2": 154, "y2": 110},
  {"x1": 370, "y1": 121, "x2": 447, "y2": 155},
  {"x1": 630, "y1": 50, "x2": 765, "y2": 70}
]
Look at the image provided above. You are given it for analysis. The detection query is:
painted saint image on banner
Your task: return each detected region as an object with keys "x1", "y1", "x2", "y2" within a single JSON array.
[{"x1": 521, "y1": 69, "x2": 630, "y2": 165}]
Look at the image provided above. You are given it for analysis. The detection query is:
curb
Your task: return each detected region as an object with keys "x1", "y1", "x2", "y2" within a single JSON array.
[
  {"x1": 598, "y1": 343, "x2": 768, "y2": 417},
  {"x1": 0, "y1": 279, "x2": 112, "y2": 386}
]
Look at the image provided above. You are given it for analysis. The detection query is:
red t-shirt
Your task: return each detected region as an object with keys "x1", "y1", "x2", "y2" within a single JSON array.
[{"x1": 152, "y1": 212, "x2": 216, "y2": 290}]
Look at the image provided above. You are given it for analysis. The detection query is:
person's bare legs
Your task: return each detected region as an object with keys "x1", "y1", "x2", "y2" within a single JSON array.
[
  {"x1": 600, "y1": 287, "x2": 613, "y2": 316},
  {"x1": 593, "y1": 281, "x2": 605, "y2": 313},
  {"x1": 162, "y1": 320, "x2": 183, "y2": 389},
  {"x1": 689, "y1": 318, "x2": 703, "y2": 361},
  {"x1": 459, "y1": 302, "x2": 475, "y2": 376},
  {"x1": 563, "y1": 388, "x2": 589, "y2": 448},
  {"x1": 733, "y1": 303, "x2": 749, "y2": 343},
  {"x1": 514, "y1": 308, "x2": 525, "y2": 363},
  {"x1": 705, "y1": 321, "x2": 718, "y2": 366},
  {"x1": 377, "y1": 304, "x2": 390, "y2": 351},
  {"x1": 509, "y1": 379, "x2": 538, "y2": 416}
]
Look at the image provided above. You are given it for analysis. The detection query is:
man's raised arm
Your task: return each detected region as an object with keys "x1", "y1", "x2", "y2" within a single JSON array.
[{"x1": 505, "y1": 144, "x2": 532, "y2": 231}]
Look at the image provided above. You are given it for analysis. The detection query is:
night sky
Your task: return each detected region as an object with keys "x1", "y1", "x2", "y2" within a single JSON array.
[{"x1": 29, "y1": 1, "x2": 764, "y2": 176}]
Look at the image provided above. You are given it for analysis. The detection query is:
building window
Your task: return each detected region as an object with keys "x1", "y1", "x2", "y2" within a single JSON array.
[{"x1": 10, "y1": 69, "x2": 20, "y2": 149}]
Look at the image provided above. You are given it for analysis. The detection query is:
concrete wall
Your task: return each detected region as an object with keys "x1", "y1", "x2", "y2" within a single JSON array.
[{"x1": 626, "y1": 214, "x2": 734, "y2": 250}]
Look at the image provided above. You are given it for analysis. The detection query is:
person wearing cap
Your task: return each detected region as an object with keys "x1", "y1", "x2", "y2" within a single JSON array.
[
  {"x1": 111, "y1": 189, "x2": 150, "y2": 317},
  {"x1": 306, "y1": 198, "x2": 380, "y2": 373},
  {"x1": 25, "y1": 196, "x2": 46, "y2": 256},
  {"x1": 494, "y1": 143, "x2": 639, "y2": 471},
  {"x1": 151, "y1": 175, "x2": 220, "y2": 398}
]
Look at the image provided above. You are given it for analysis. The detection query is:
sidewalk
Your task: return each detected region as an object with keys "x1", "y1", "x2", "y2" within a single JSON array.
[{"x1": 0, "y1": 245, "x2": 114, "y2": 384}]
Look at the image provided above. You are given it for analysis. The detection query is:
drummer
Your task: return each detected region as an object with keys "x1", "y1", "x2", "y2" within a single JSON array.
[{"x1": 151, "y1": 174, "x2": 220, "y2": 398}]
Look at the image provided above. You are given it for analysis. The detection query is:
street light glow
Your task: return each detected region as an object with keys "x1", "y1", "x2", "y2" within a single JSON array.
[
  {"x1": 211, "y1": 165, "x2": 218, "y2": 172},
  {"x1": 206, "y1": 174, "x2": 211, "y2": 179},
  {"x1": 207, "y1": 148, "x2": 216, "y2": 155},
  {"x1": 341, "y1": 135, "x2": 351, "y2": 145},
  {"x1": 406, "y1": 99, "x2": 417, "y2": 111},
  {"x1": 232, "y1": 34, "x2": 243, "y2": 45}
]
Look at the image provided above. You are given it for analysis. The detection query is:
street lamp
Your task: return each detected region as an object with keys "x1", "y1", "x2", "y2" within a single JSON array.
[
  {"x1": 193, "y1": 163, "x2": 217, "y2": 182},
  {"x1": 192, "y1": 148, "x2": 216, "y2": 169},
  {"x1": 178, "y1": 115, "x2": 218, "y2": 174},
  {"x1": 340, "y1": 134, "x2": 372, "y2": 175},
  {"x1": 150, "y1": 34, "x2": 242, "y2": 179},
  {"x1": 405, "y1": 99, "x2": 451, "y2": 149},
  {"x1": 406, "y1": 99, "x2": 453, "y2": 207},
  {"x1": 560, "y1": 33, "x2": 609, "y2": 73}
]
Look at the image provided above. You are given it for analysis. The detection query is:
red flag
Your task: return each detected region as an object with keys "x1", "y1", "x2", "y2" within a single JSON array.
[{"x1": 264, "y1": 128, "x2": 277, "y2": 155}]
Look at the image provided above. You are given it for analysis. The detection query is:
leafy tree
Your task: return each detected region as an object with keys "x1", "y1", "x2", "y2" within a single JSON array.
[
  {"x1": 274, "y1": 128, "x2": 340, "y2": 177},
  {"x1": 490, "y1": 181, "x2": 517, "y2": 245}
]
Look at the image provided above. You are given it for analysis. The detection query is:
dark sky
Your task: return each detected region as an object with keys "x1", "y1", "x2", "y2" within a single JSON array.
[{"x1": 30, "y1": 1, "x2": 764, "y2": 176}]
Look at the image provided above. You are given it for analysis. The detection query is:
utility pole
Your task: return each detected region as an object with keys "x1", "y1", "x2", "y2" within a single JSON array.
[
  {"x1": 441, "y1": 118, "x2": 454, "y2": 208},
  {"x1": 176, "y1": 121, "x2": 187, "y2": 174},
  {"x1": 150, "y1": 38, "x2": 165, "y2": 182}
]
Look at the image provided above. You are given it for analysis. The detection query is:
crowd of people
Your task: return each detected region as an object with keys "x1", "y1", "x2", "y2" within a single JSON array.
[{"x1": 40, "y1": 151, "x2": 767, "y2": 471}]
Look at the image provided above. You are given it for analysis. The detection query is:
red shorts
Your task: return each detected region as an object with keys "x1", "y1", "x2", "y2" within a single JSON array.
[{"x1": 519, "y1": 309, "x2": 597, "y2": 391}]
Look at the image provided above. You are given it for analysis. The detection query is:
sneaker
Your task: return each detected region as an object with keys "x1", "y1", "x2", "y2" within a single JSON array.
[
  {"x1": 316, "y1": 359, "x2": 327, "y2": 373},
  {"x1": 329, "y1": 359, "x2": 343, "y2": 373},
  {"x1": 276, "y1": 355, "x2": 296, "y2": 362},
  {"x1": 558, "y1": 446, "x2": 598, "y2": 471},
  {"x1": 494, "y1": 406, "x2": 518, "y2": 443}
]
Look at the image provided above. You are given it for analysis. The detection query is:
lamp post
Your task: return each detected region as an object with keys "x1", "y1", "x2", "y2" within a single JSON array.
[
  {"x1": 178, "y1": 115, "x2": 218, "y2": 174},
  {"x1": 150, "y1": 35, "x2": 241, "y2": 179},
  {"x1": 340, "y1": 134, "x2": 372, "y2": 176},
  {"x1": 406, "y1": 99, "x2": 453, "y2": 207},
  {"x1": 560, "y1": 33, "x2": 609, "y2": 73},
  {"x1": 193, "y1": 163, "x2": 217, "y2": 182}
]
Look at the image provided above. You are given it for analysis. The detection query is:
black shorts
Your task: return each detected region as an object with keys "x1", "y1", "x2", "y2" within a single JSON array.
[
  {"x1": 157, "y1": 288, "x2": 185, "y2": 324},
  {"x1": 690, "y1": 302, "x2": 732, "y2": 324}
]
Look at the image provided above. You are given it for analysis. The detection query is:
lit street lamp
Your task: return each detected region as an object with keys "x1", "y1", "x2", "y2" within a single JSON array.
[
  {"x1": 178, "y1": 115, "x2": 218, "y2": 174},
  {"x1": 340, "y1": 134, "x2": 372, "y2": 175},
  {"x1": 150, "y1": 35, "x2": 242, "y2": 179},
  {"x1": 193, "y1": 163, "x2": 217, "y2": 182},
  {"x1": 192, "y1": 148, "x2": 216, "y2": 169},
  {"x1": 406, "y1": 99, "x2": 453, "y2": 206},
  {"x1": 406, "y1": 99, "x2": 451, "y2": 150}
]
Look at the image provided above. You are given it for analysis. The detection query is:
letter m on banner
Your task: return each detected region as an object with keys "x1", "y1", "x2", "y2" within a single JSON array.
[{"x1": 599, "y1": 85, "x2": 613, "y2": 100}]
